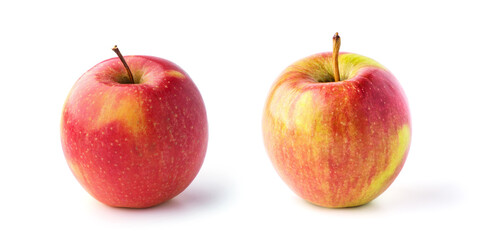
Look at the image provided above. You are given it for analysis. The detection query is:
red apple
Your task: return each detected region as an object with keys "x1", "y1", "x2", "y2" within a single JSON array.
[
  {"x1": 61, "y1": 46, "x2": 208, "y2": 208},
  {"x1": 262, "y1": 34, "x2": 411, "y2": 208}
]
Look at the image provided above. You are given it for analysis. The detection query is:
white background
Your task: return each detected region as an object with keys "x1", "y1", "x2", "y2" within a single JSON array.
[{"x1": 1, "y1": 0, "x2": 481, "y2": 239}]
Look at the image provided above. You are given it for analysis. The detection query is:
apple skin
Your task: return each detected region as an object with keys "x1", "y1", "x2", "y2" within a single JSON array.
[
  {"x1": 262, "y1": 52, "x2": 411, "y2": 208},
  {"x1": 61, "y1": 56, "x2": 208, "y2": 208}
]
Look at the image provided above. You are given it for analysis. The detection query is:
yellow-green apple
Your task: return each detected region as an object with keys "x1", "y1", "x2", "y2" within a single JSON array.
[
  {"x1": 262, "y1": 33, "x2": 411, "y2": 208},
  {"x1": 61, "y1": 46, "x2": 208, "y2": 208}
]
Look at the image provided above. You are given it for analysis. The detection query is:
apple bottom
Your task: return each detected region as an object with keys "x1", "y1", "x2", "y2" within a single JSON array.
[
  {"x1": 63, "y1": 120, "x2": 206, "y2": 208},
  {"x1": 68, "y1": 161, "x2": 202, "y2": 209},
  {"x1": 267, "y1": 124, "x2": 410, "y2": 208}
]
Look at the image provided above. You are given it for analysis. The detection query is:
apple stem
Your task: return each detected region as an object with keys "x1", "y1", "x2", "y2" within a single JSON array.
[
  {"x1": 332, "y1": 32, "x2": 341, "y2": 82},
  {"x1": 112, "y1": 45, "x2": 135, "y2": 84}
]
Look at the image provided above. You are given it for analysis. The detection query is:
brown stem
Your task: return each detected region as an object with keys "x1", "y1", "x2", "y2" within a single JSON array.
[
  {"x1": 332, "y1": 32, "x2": 341, "y2": 82},
  {"x1": 112, "y1": 45, "x2": 134, "y2": 84}
]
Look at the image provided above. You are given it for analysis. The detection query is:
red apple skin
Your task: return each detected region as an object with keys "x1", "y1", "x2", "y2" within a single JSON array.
[
  {"x1": 262, "y1": 52, "x2": 411, "y2": 208},
  {"x1": 61, "y1": 56, "x2": 208, "y2": 208}
]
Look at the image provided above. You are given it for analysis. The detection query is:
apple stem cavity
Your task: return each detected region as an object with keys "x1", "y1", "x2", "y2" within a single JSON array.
[
  {"x1": 112, "y1": 45, "x2": 135, "y2": 84},
  {"x1": 332, "y1": 32, "x2": 341, "y2": 82}
]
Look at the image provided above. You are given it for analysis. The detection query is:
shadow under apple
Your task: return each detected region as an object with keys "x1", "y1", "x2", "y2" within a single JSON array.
[
  {"x1": 88, "y1": 173, "x2": 231, "y2": 222},
  {"x1": 299, "y1": 182, "x2": 463, "y2": 214}
]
